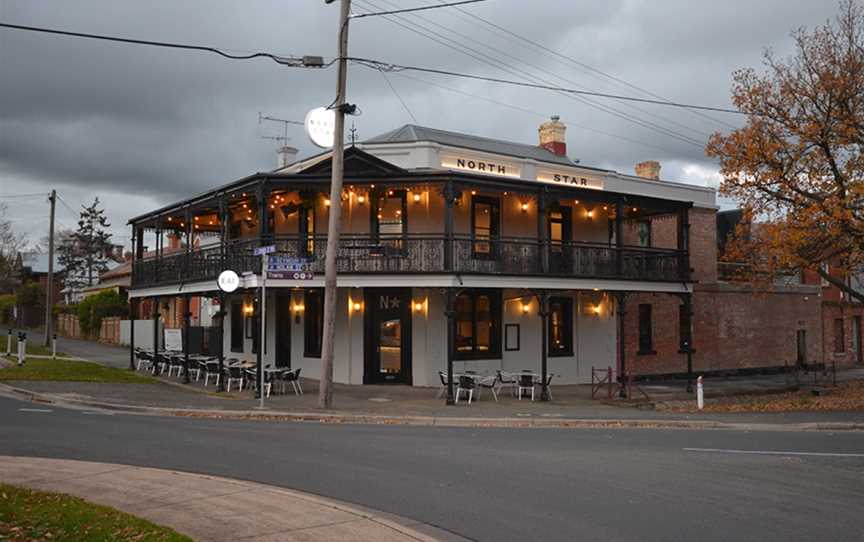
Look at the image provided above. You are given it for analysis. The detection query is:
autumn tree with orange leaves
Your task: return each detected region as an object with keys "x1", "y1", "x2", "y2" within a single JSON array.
[{"x1": 707, "y1": 1, "x2": 864, "y2": 301}]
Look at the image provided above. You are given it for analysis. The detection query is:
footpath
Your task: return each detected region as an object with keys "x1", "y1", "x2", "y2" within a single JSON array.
[
  {"x1": 0, "y1": 456, "x2": 458, "y2": 541},
  {"x1": 2, "y1": 334, "x2": 863, "y2": 431}
]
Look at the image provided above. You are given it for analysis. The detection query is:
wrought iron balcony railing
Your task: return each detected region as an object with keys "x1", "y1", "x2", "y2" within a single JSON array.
[{"x1": 132, "y1": 234, "x2": 688, "y2": 287}]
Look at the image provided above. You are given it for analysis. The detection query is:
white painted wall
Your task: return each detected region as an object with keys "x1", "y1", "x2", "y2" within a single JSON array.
[{"x1": 119, "y1": 319, "x2": 161, "y2": 349}]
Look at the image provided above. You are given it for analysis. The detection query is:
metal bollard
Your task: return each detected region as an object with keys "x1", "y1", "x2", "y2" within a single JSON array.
[
  {"x1": 696, "y1": 375, "x2": 704, "y2": 411},
  {"x1": 5, "y1": 329, "x2": 11, "y2": 356},
  {"x1": 17, "y1": 331, "x2": 26, "y2": 366},
  {"x1": 52, "y1": 333, "x2": 57, "y2": 359}
]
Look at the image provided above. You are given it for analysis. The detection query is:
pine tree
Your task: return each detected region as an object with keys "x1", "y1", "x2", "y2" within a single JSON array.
[{"x1": 59, "y1": 198, "x2": 113, "y2": 293}]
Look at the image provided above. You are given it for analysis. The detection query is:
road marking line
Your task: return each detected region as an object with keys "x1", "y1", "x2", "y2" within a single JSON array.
[
  {"x1": 81, "y1": 411, "x2": 114, "y2": 415},
  {"x1": 684, "y1": 447, "x2": 864, "y2": 458},
  {"x1": 18, "y1": 408, "x2": 53, "y2": 413}
]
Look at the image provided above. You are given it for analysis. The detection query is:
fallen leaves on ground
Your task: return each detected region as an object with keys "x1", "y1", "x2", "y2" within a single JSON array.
[{"x1": 659, "y1": 380, "x2": 864, "y2": 413}]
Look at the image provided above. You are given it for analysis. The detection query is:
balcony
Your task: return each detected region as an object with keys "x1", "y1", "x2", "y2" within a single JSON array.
[{"x1": 131, "y1": 234, "x2": 688, "y2": 288}]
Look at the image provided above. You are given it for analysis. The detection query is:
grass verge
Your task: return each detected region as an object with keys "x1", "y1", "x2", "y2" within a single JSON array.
[
  {"x1": 0, "y1": 483, "x2": 191, "y2": 542},
  {"x1": 659, "y1": 380, "x2": 864, "y2": 413},
  {"x1": 0, "y1": 358, "x2": 157, "y2": 384},
  {"x1": 0, "y1": 334, "x2": 65, "y2": 357}
]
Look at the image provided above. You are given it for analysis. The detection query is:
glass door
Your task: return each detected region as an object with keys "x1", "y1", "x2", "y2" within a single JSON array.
[
  {"x1": 365, "y1": 288, "x2": 412, "y2": 384},
  {"x1": 548, "y1": 206, "x2": 572, "y2": 274}
]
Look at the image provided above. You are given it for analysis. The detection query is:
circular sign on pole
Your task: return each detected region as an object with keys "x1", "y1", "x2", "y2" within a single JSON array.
[
  {"x1": 217, "y1": 270, "x2": 240, "y2": 293},
  {"x1": 305, "y1": 107, "x2": 336, "y2": 148}
]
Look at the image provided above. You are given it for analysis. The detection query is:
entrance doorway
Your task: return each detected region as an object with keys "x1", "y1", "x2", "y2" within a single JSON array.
[
  {"x1": 548, "y1": 206, "x2": 572, "y2": 274},
  {"x1": 365, "y1": 288, "x2": 412, "y2": 384},
  {"x1": 796, "y1": 329, "x2": 807, "y2": 366},
  {"x1": 274, "y1": 293, "x2": 291, "y2": 368}
]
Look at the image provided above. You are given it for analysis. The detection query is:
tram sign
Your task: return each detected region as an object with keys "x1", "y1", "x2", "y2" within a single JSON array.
[
  {"x1": 217, "y1": 270, "x2": 240, "y2": 293},
  {"x1": 267, "y1": 256, "x2": 314, "y2": 280}
]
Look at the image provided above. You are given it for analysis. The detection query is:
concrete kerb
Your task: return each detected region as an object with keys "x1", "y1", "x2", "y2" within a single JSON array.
[
  {"x1": 0, "y1": 456, "x2": 457, "y2": 542},
  {"x1": 1, "y1": 382, "x2": 862, "y2": 432}
]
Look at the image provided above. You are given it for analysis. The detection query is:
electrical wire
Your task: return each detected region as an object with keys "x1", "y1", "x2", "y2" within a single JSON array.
[
  {"x1": 352, "y1": 1, "x2": 708, "y2": 148},
  {"x1": 379, "y1": 70, "x2": 419, "y2": 123},
  {"x1": 55, "y1": 194, "x2": 81, "y2": 221},
  {"x1": 0, "y1": 22, "x2": 334, "y2": 68},
  {"x1": 433, "y1": 0, "x2": 739, "y2": 130},
  {"x1": 351, "y1": 0, "x2": 486, "y2": 18},
  {"x1": 0, "y1": 192, "x2": 48, "y2": 199}
]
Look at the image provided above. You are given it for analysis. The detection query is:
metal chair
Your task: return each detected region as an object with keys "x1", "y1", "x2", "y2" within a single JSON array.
[
  {"x1": 496, "y1": 370, "x2": 516, "y2": 397},
  {"x1": 167, "y1": 354, "x2": 185, "y2": 378},
  {"x1": 436, "y1": 371, "x2": 450, "y2": 398},
  {"x1": 225, "y1": 364, "x2": 245, "y2": 392},
  {"x1": 280, "y1": 368, "x2": 303, "y2": 395},
  {"x1": 455, "y1": 375, "x2": 476, "y2": 404},
  {"x1": 518, "y1": 373, "x2": 535, "y2": 401},
  {"x1": 477, "y1": 374, "x2": 499, "y2": 402},
  {"x1": 135, "y1": 349, "x2": 153, "y2": 372}
]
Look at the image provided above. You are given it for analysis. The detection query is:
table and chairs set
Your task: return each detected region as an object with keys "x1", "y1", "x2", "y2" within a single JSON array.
[
  {"x1": 133, "y1": 348, "x2": 303, "y2": 397},
  {"x1": 438, "y1": 369, "x2": 555, "y2": 405}
]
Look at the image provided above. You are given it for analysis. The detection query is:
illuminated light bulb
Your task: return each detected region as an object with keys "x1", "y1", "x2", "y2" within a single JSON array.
[
  {"x1": 574, "y1": 199, "x2": 580, "y2": 205},
  {"x1": 242, "y1": 193, "x2": 246, "y2": 197},
  {"x1": 242, "y1": 203, "x2": 248, "y2": 208},
  {"x1": 471, "y1": 190, "x2": 477, "y2": 195},
  {"x1": 414, "y1": 302, "x2": 424, "y2": 312},
  {"x1": 593, "y1": 305, "x2": 602, "y2": 315},
  {"x1": 503, "y1": 191, "x2": 508, "y2": 196},
  {"x1": 522, "y1": 304, "x2": 530, "y2": 314},
  {"x1": 194, "y1": 216, "x2": 199, "y2": 221},
  {"x1": 357, "y1": 195, "x2": 366, "y2": 204},
  {"x1": 324, "y1": 198, "x2": 331, "y2": 206},
  {"x1": 396, "y1": 210, "x2": 401, "y2": 216},
  {"x1": 377, "y1": 214, "x2": 383, "y2": 220},
  {"x1": 167, "y1": 217, "x2": 173, "y2": 222},
  {"x1": 270, "y1": 204, "x2": 274, "y2": 209},
  {"x1": 370, "y1": 184, "x2": 375, "y2": 188},
  {"x1": 413, "y1": 193, "x2": 421, "y2": 203},
  {"x1": 632, "y1": 207, "x2": 638, "y2": 212},
  {"x1": 388, "y1": 190, "x2": 394, "y2": 196},
  {"x1": 353, "y1": 302, "x2": 361, "y2": 311},
  {"x1": 587, "y1": 210, "x2": 594, "y2": 219},
  {"x1": 209, "y1": 221, "x2": 214, "y2": 225},
  {"x1": 521, "y1": 202, "x2": 529, "y2": 212},
  {"x1": 602, "y1": 205, "x2": 608, "y2": 211}
]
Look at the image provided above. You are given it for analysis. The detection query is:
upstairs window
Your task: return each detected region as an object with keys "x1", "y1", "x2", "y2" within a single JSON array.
[
  {"x1": 372, "y1": 189, "x2": 407, "y2": 251},
  {"x1": 299, "y1": 205, "x2": 315, "y2": 258},
  {"x1": 471, "y1": 196, "x2": 499, "y2": 258}
]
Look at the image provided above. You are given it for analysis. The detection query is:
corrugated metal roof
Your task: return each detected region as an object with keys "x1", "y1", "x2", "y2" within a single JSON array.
[{"x1": 364, "y1": 124, "x2": 576, "y2": 166}]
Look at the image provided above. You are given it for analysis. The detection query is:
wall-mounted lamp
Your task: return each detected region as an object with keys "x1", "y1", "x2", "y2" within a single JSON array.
[
  {"x1": 574, "y1": 199, "x2": 580, "y2": 205},
  {"x1": 521, "y1": 202, "x2": 529, "y2": 213},
  {"x1": 586, "y1": 210, "x2": 595, "y2": 219},
  {"x1": 522, "y1": 302, "x2": 531, "y2": 314},
  {"x1": 592, "y1": 304, "x2": 602, "y2": 316},
  {"x1": 357, "y1": 195, "x2": 366, "y2": 204},
  {"x1": 413, "y1": 192, "x2": 421, "y2": 203},
  {"x1": 292, "y1": 303, "x2": 304, "y2": 324},
  {"x1": 324, "y1": 198, "x2": 331, "y2": 207},
  {"x1": 471, "y1": 190, "x2": 477, "y2": 196}
]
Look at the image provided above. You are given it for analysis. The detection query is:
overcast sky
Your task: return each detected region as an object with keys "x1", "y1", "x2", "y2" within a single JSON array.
[{"x1": 0, "y1": 0, "x2": 843, "y2": 248}]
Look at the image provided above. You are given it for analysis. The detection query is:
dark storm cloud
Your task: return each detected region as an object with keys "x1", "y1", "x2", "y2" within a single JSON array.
[{"x1": 0, "y1": 0, "x2": 845, "y2": 242}]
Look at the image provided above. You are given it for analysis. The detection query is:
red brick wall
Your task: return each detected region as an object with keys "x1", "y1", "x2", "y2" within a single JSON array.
[
  {"x1": 688, "y1": 208, "x2": 717, "y2": 283},
  {"x1": 625, "y1": 284, "x2": 822, "y2": 376}
]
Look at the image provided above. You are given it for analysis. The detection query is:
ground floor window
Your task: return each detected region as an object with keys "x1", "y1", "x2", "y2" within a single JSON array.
[
  {"x1": 834, "y1": 318, "x2": 845, "y2": 353},
  {"x1": 548, "y1": 296, "x2": 573, "y2": 356},
  {"x1": 304, "y1": 289, "x2": 324, "y2": 357},
  {"x1": 638, "y1": 303, "x2": 653, "y2": 354},
  {"x1": 455, "y1": 289, "x2": 501, "y2": 359},
  {"x1": 230, "y1": 301, "x2": 243, "y2": 353}
]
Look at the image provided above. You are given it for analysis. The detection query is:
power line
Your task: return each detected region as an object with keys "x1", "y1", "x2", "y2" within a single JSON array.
[
  {"x1": 379, "y1": 70, "x2": 418, "y2": 124},
  {"x1": 351, "y1": 56, "x2": 743, "y2": 116},
  {"x1": 55, "y1": 194, "x2": 81, "y2": 221},
  {"x1": 351, "y1": 0, "x2": 486, "y2": 18},
  {"x1": 0, "y1": 22, "x2": 333, "y2": 68},
  {"x1": 390, "y1": 71, "x2": 679, "y2": 154},
  {"x1": 353, "y1": 0, "x2": 708, "y2": 148},
  {"x1": 0, "y1": 192, "x2": 48, "y2": 199},
  {"x1": 434, "y1": 0, "x2": 739, "y2": 130}
]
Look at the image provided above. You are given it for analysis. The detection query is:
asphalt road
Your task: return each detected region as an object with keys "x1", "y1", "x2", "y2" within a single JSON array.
[{"x1": 1, "y1": 396, "x2": 862, "y2": 542}]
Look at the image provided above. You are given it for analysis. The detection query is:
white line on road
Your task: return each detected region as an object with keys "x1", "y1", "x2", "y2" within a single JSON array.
[
  {"x1": 81, "y1": 411, "x2": 114, "y2": 415},
  {"x1": 684, "y1": 447, "x2": 864, "y2": 458},
  {"x1": 18, "y1": 408, "x2": 53, "y2": 413}
]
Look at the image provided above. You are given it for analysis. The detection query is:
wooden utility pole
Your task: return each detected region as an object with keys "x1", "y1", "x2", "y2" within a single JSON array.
[
  {"x1": 318, "y1": 0, "x2": 351, "y2": 409},
  {"x1": 44, "y1": 189, "x2": 56, "y2": 346}
]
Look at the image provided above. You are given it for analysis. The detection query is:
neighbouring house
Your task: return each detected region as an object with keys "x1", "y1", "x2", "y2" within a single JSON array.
[{"x1": 13, "y1": 251, "x2": 64, "y2": 327}]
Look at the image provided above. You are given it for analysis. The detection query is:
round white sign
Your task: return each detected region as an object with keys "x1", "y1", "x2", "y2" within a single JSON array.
[
  {"x1": 305, "y1": 107, "x2": 336, "y2": 148},
  {"x1": 217, "y1": 270, "x2": 240, "y2": 293}
]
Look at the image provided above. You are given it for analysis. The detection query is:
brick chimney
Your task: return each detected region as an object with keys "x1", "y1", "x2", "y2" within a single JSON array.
[
  {"x1": 538, "y1": 116, "x2": 567, "y2": 156},
  {"x1": 277, "y1": 145, "x2": 299, "y2": 169},
  {"x1": 635, "y1": 160, "x2": 661, "y2": 180}
]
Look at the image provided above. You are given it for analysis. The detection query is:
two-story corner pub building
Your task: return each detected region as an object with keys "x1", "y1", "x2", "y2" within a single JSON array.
[{"x1": 128, "y1": 117, "x2": 717, "y2": 394}]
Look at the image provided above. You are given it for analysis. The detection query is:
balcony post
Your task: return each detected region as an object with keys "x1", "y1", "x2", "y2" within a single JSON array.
[
  {"x1": 677, "y1": 205, "x2": 691, "y2": 282},
  {"x1": 444, "y1": 180, "x2": 454, "y2": 272},
  {"x1": 218, "y1": 192, "x2": 228, "y2": 270},
  {"x1": 615, "y1": 199, "x2": 624, "y2": 277},
  {"x1": 538, "y1": 290, "x2": 550, "y2": 401},
  {"x1": 258, "y1": 179, "x2": 271, "y2": 246},
  {"x1": 182, "y1": 294, "x2": 192, "y2": 384},
  {"x1": 185, "y1": 207, "x2": 192, "y2": 278},
  {"x1": 444, "y1": 287, "x2": 456, "y2": 405},
  {"x1": 615, "y1": 291, "x2": 628, "y2": 397},
  {"x1": 537, "y1": 188, "x2": 548, "y2": 275},
  {"x1": 154, "y1": 216, "x2": 162, "y2": 283}
]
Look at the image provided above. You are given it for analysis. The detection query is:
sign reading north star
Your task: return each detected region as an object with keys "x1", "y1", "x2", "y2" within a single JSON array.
[
  {"x1": 536, "y1": 168, "x2": 604, "y2": 190},
  {"x1": 441, "y1": 153, "x2": 521, "y2": 178}
]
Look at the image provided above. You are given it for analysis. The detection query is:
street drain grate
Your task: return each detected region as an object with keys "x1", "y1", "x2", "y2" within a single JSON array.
[{"x1": 368, "y1": 397, "x2": 392, "y2": 403}]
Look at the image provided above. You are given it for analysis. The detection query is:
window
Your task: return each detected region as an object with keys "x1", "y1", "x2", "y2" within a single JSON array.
[
  {"x1": 230, "y1": 301, "x2": 243, "y2": 353},
  {"x1": 455, "y1": 289, "x2": 501, "y2": 359},
  {"x1": 638, "y1": 304, "x2": 653, "y2": 354},
  {"x1": 299, "y1": 205, "x2": 315, "y2": 258},
  {"x1": 471, "y1": 196, "x2": 499, "y2": 258},
  {"x1": 372, "y1": 189, "x2": 407, "y2": 251},
  {"x1": 834, "y1": 318, "x2": 845, "y2": 353},
  {"x1": 548, "y1": 297, "x2": 573, "y2": 356},
  {"x1": 679, "y1": 304, "x2": 692, "y2": 351},
  {"x1": 636, "y1": 220, "x2": 651, "y2": 248},
  {"x1": 304, "y1": 289, "x2": 324, "y2": 358}
]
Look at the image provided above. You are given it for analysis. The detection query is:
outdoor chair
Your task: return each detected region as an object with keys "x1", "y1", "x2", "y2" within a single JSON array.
[
  {"x1": 202, "y1": 361, "x2": 221, "y2": 387},
  {"x1": 436, "y1": 371, "x2": 450, "y2": 398},
  {"x1": 153, "y1": 353, "x2": 170, "y2": 375},
  {"x1": 455, "y1": 375, "x2": 476, "y2": 404},
  {"x1": 244, "y1": 366, "x2": 273, "y2": 398},
  {"x1": 135, "y1": 349, "x2": 153, "y2": 372},
  {"x1": 518, "y1": 373, "x2": 535, "y2": 401},
  {"x1": 496, "y1": 370, "x2": 517, "y2": 397},
  {"x1": 477, "y1": 374, "x2": 499, "y2": 402},
  {"x1": 167, "y1": 355, "x2": 185, "y2": 378},
  {"x1": 279, "y1": 368, "x2": 303, "y2": 395},
  {"x1": 225, "y1": 365, "x2": 245, "y2": 392},
  {"x1": 187, "y1": 359, "x2": 205, "y2": 381}
]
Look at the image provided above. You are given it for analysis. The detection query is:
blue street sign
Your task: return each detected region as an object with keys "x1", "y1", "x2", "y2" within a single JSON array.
[{"x1": 253, "y1": 245, "x2": 276, "y2": 256}]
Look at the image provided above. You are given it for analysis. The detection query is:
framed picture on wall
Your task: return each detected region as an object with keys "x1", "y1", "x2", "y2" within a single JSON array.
[{"x1": 505, "y1": 323, "x2": 520, "y2": 351}]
